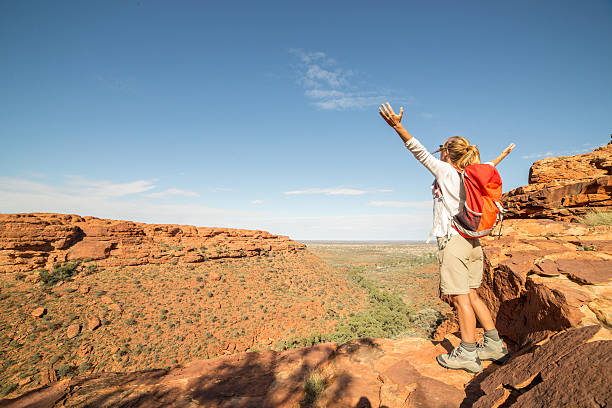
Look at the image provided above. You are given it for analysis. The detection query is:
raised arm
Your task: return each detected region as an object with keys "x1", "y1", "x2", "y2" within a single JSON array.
[
  {"x1": 379, "y1": 102, "x2": 447, "y2": 178},
  {"x1": 379, "y1": 102, "x2": 412, "y2": 143},
  {"x1": 490, "y1": 143, "x2": 516, "y2": 166}
]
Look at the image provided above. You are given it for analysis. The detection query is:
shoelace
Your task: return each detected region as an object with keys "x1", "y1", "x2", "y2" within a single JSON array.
[{"x1": 450, "y1": 347, "x2": 462, "y2": 358}]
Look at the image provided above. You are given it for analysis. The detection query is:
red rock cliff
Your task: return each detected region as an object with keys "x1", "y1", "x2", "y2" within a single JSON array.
[
  {"x1": 0, "y1": 213, "x2": 305, "y2": 274},
  {"x1": 503, "y1": 137, "x2": 612, "y2": 220}
]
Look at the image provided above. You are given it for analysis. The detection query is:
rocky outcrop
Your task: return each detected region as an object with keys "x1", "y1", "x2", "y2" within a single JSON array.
[
  {"x1": 503, "y1": 138, "x2": 612, "y2": 220},
  {"x1": 0, "y1": 334, "x2": 485, "y2": 408},
  {"x1": 0, "y1": 213, "x2": 305, "y2": 274},
  {"x1": 435, "y1": 218, "x2": 612, "y2": 348},
  {"x1": 3, "y1": 326, "x2": 610, "y2": 408},
  {"x1": 472, "y1": 325, "x2": 612, "y2": 407}
]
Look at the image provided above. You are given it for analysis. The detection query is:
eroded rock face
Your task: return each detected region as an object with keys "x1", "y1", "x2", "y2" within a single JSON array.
[
  {"x1": 0, "y1": 335, "x2": 491, "y2": 408},
  {"x1": 0, "y1": 213, "x2": 305, "y2": 273},
  {"x1": 435, "y1": 218, "x2": 612, "y2": 347},
  {"x1": 472, "y1": 325, "x2": 612, "y2": 408},
  {"x1": 503, "y1": 139, "x2": 612, "y2": 220}
]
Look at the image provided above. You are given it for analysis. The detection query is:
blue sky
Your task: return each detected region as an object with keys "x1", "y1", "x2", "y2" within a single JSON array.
[{"x1": 1, "y1": 1, "x2": 610, "y2": 240}]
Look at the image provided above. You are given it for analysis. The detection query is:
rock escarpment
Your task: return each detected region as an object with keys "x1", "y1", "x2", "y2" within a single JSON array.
[
  {"x1": 502, "y1": 137, "x2": 612, "y2": 220},
  {"x1": 0, "y1": 213, "x2": 305, "y2": 274},
  {"x1": 0, "y1": 213, "x2": 366, "y2": 401}
]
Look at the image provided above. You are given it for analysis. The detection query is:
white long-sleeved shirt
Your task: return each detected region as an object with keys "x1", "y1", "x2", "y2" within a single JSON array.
[{"x1": 404, "y1": 137, "x2": 462, "y2": 239}]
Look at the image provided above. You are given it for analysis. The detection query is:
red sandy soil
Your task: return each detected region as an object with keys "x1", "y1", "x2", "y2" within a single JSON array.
[{"x1": 0, "y1": 251, "x2": 368, "y2": 397}]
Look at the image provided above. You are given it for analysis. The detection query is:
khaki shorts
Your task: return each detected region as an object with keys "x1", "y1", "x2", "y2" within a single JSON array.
[{"x1": 437, "y1": 234, "x2": 483, "y2": 295}]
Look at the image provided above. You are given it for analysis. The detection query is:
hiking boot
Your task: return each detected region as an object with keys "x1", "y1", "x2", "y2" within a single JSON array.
[
  {"x1": 477, "y1": 336, "x2": 509, "y2": 363},
  {"x1": 436, "y1": 345, "x2": 483, "y2": 373}
]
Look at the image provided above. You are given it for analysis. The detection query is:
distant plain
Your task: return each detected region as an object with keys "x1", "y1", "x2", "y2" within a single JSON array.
[{"x1": 302, "y1": 241, "x2": 448, "y2": 314}]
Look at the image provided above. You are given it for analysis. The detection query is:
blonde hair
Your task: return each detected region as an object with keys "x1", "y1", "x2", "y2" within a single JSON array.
[{"x1": 443, "y1": 136, "x2": 480, "y2": 169}]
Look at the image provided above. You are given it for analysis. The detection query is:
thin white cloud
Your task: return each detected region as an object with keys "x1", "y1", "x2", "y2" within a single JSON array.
[
  {"x1": 521, "y1": 151, "x2": 556, "y2": 160},
  {"x1": 210, "y1": 187, "x2": 233, "y2": 192},
  {"x1": 369, "y1": 201, "x2": 431, "y2": 208},
  {"x1": 0, "y1": 176, "x2": 261, "y2": 228},
  {"x1": 21, "y1": 176, "x2": 157, "y2": 198},
  {"x1": 421, "y1": 112, "x2": 433, "y2": 119},
  {"x1": 521, "y1": 144, "x2": 599, "y2": 160},
  {"x1": 284, "y1": 187, "x2": 392, "y2": 196},
  {"x1": 251, "y1": 200, "x2": 264, "y2": 204},
  {"x1": 144, "y1": 188, "x2": 199, "y2": 198},
  {"x1": 290, "y1": 48, "x2": 395, "y2": 111},
  {"x1": 284, "y1": 188, "x2": 367, "y2": 196},
  {"x1": 26, "y1": 172, "x2": 48, "y2": 179}
]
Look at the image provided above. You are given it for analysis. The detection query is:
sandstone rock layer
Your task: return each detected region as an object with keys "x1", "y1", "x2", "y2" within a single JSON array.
[
  {"x1": 503, "y1": 139, "x2": 612, "y2": 220},
  {"x1": 435, "y1": 218, "x2": 612, "y2": 347},
  {"x1": 0, "y1": 213, "x2": 305, "y2": 274}
]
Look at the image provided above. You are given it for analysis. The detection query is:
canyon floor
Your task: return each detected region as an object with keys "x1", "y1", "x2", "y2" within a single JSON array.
[
  {"x1": 0, "y1": 239, "x2": 441, "y2": 400},
  {"x1": 304, "y1": 241, "x2": 448, "y2": 315}
]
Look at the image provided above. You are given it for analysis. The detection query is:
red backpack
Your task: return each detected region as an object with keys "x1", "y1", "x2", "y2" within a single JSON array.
[{"x1": 447, "y1": 163, "x2": 505, "y2": 238}]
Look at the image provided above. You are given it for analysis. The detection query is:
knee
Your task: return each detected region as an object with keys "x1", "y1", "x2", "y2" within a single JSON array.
[
  {"x1": 468, "y1": 289, "x2": 481, "y2": 303},
  {"x1": 452, "y1": 294, "x2": 471, "y2": 309}
]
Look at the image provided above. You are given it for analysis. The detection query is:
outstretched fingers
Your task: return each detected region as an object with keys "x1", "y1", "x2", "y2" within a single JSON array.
[
  {"x1": 385, "y1": 102, "x2": 396, "y2": 116},
  {"x1": 380, "y1": 103, "x2": 391, "y2": 117}
]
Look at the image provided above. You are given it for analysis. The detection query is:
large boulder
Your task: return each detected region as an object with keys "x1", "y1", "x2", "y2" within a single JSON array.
[{"x1": 503, "y1": 137, "x2": 612, "y2": 220}]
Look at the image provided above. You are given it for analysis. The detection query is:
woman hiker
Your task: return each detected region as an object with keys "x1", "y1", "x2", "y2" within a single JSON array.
[{"x1": 378, "y1": 102, "x2": 514, "y2": 374}]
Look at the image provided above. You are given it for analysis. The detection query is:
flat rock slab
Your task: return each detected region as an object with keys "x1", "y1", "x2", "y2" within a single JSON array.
[
  {"x1": 534, "y1": 259, "x2": 560, "y2": 276},
  {"x1": 556, "y1": 259, "x2": 612, "y2": 284},
  {"x1": 513, "y1": 340, "x2": 612, "y2": 408},
  {"x1": 474, "y1": 325, "x2": 610, "y2": 407}
]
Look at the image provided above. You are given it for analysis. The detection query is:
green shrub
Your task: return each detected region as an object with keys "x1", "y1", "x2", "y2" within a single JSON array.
[
  {"x1": 78, "y1": 362, "x2": 92, "y2": 373},
  {"x1": 39, "y1": 261, "x2": 81, "y2": 286},
  {"x1": 56, "y1": 364, "x2": 74, "y2": 378},
  {"x1": 310, "y1": 268, "x2": 413, "y2": 347},
  {"x1": 301, "y1": 371, "x2": 327, "y2": 407},
  {"x1": 577, "y1": 210, "x2": 612, "y2": 226},
  {"x1": 0, "y1": 383, "x2": 17, "y2": 397}
]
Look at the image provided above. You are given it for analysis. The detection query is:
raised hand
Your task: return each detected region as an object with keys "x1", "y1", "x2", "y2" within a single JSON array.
[
  {"x1": 491, "y1": 143, "x2": 516, "y2": 166},
  {"x1": 503, "y1": 143, "x2": 516, "y2": 155},
  {"x1": 379, "y1": 102, "x2": 404, "y2": 129}
]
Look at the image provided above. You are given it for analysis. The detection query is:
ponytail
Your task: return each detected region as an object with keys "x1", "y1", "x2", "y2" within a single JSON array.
[{"x1": 443, "y1": 136, "x2": 481, "y2": 169}]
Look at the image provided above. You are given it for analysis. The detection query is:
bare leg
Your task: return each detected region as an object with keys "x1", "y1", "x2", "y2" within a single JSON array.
[
  {"x1": 468, "y1": 289, "x2": 495, "y2": 331},
  {"x1": 452, "y1": 294, "x2": 476, "y2": 343}
]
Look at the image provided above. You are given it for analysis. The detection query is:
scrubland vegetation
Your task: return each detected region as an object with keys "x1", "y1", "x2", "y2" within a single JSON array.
[
  {"x1": 0, "y1": 242, "x2": 442, "y2": 398},
  {"x1": 577, "y1": 209, "x2": 612, "y2": 226}
]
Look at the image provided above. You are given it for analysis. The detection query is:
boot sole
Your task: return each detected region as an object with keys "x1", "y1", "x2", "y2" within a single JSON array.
[
  {"x1": 478, "y1": 353, "x2": 509, "y2": 363},
  {"x1": 436, "y1": 355, "x2": 482, "y2": 374}
]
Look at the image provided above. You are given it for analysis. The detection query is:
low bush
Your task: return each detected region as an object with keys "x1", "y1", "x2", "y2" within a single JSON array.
[
  {"x1": 56, "y1": 364, "x2": 74, "y2": 378},
  {"x1": 39, "y1": 261, "x2": 81, "y2": 286},
  {"x1": 0, "y1": 383, "x2": 17, "y2": 397},
  {"x1": 576, "y1": 210, "x2": 612, "y2": 226},
  {"x1": 301, "y1": 370, "x2": 327, "y2": 407}
]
